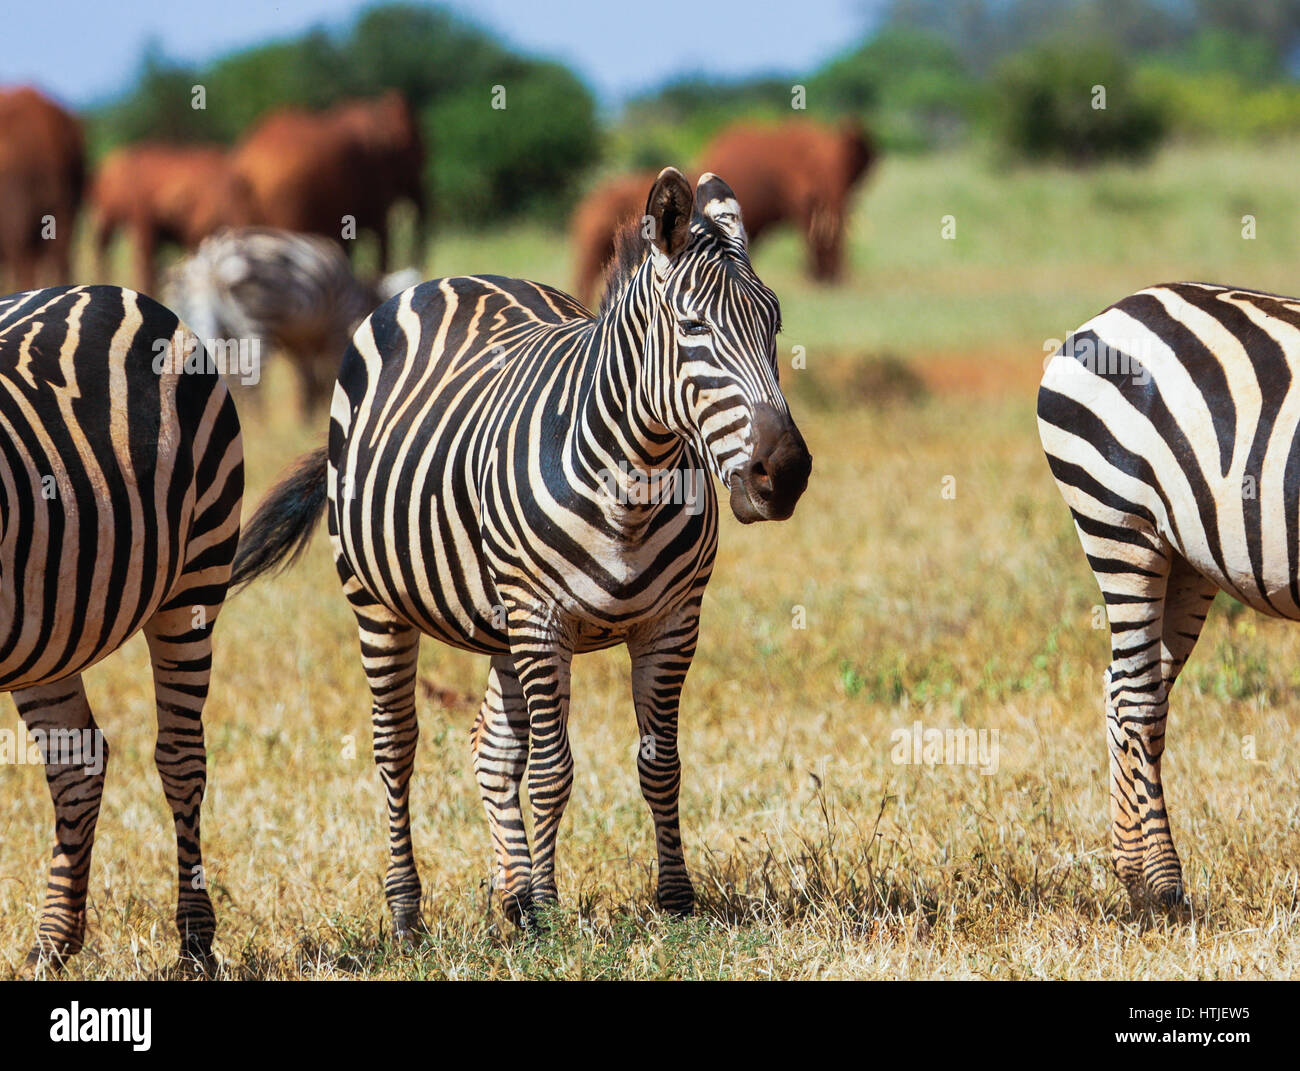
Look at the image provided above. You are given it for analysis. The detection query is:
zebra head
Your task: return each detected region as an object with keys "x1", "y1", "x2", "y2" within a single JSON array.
[{"x1": 641, "y1": 167, "x2": 812, "y2": 523}]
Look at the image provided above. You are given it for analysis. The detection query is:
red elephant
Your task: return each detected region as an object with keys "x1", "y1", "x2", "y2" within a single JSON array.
[
  {"x1": 232, "y1": 91, "x2": 425, "y2": 272},
  {"x1": 90, "y1": 143, "x2": 260, "y2": 294},
  {"x1": 570, "y1": 118, "x2": 877, "y2": 308},
  {"x1": 0, "y1": 86, "x2": 84, "y2": 293}
]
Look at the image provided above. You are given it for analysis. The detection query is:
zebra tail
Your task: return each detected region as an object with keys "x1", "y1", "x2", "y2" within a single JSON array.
[{"x1": 230, "y1": 447, "x2": 329, "y2": 589}]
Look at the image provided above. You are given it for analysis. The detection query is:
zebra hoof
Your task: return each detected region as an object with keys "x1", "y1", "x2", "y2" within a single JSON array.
[
  {"x1": 521, "y1": 898, "x2": 559, "y2": 935},
  {"x1": 20, "y1": 938, "x2": 79, "y2": 978},
  {"x1": 392, "y1": 910, "x2": 428, "y2": 943},
  {"x1": 1149, "y1": 882, "x2": 1189, "y2": 913},
  {"x1": 658, "y1": 892, "x2": 696, "y2": 918},
  {"x1": 500, "y1": 892, "x2": 532, "y2": 930},
  {"x1": 176, "y1": 937, "x2": 217, "y2": 978}
]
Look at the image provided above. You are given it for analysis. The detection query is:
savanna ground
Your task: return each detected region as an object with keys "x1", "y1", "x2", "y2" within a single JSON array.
[{"x1": 2, "y1": 141, "x2": 1299, "y2": 979}]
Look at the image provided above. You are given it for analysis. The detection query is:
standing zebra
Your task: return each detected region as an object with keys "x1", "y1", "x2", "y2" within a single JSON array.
[
  {"x1": 1, "y1": 285, "x2": 243, "y2": 970},
  {"x1": 1038, "y1": 281, "x2": 1300, "y2": 908},
  {"x1": 162, "y1": 226, "x2": 418, "y2": 410},
  {"x1": 232, "y1": 169, "x2": 811, "y2": 929}
]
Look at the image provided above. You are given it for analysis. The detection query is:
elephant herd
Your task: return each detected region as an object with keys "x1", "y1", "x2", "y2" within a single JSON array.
[
  {"x1": 0, "y1": 83, "x2": 877, "y2": 316},
  {"x1": 0, "y1": 87, "x2": 425, "y2": 297}
]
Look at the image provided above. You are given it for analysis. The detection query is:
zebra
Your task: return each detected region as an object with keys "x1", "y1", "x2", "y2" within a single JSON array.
[
  {"x1": 1038, "y1": 280, "x2": 1300, "y2": 908},
  {"x1": 162, "y1": 226, "x2": 419, "y2": 410},
  {"x1": 0, "y1": 285, "x2": 243, "y2": 971},
  {"x1": 230, "y1": 168, "x2": 812, "y2": 931}
]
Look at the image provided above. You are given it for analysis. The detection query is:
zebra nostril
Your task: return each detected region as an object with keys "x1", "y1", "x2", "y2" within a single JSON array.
[{"x1": 748, "y1": 458, "x2": 774, "y2": 496}]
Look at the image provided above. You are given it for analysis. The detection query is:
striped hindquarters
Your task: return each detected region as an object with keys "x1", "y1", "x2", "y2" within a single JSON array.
[
  {"x1": 0, "y1": 285, "x2": 244, "y2": 691},
  {"x1": 1037, "y1": 281, "x2": 1300, "y2": 619}
]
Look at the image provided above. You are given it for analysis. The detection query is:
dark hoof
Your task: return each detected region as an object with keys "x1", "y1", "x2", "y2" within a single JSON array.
[
  {"x1": 657, "y1": 876, "x2": 696, "y2": 918},
  {"x1": 522, "y1": 898, "x2": 559, "y2": 935},
  {"x1": 176, "y1": 938, "x2": 217, "y2": 978},
  {"x1": 21, "y1": 938, "x2": 80, "y2": 977},
  {"x1": 1150, "y1": 883, "x2": 1189, "y2": 912},
  {"x1": 659, "y1": 896, "x2": 696, "y2": 918},
  {"x1": 392, "y1": 910, "x2": 428, "y2": 943},
  {"x1": 500, "y1": 893, "x2": 532, "y2": 930}
]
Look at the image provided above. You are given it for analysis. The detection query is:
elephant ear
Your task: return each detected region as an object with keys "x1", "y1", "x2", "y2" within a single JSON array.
[
  {"x1": 695, "y1": 172, "x2": 746, "y2": 244},
  {"x1": 645, "y1": 167, "x2": 694, "y2": 275}
]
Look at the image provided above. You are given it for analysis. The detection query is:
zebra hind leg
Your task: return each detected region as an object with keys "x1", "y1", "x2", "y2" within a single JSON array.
[
  {"x1": 144, "y1": 603, "x2": 220, "y2": 973},
  {"x1": 14, "y1": 675, "x2": 107, "y2": 975},
  {"x1": 470, "y1": 655, "x2": 533, "y2": 925},
  {"x1": 1101, "y1": 544, "x2": 1214, "y2": 911},
  {"x1": 355, "y1": 610, "x2": 426, "y2": 940},
  {"x1": 1147, "y1": 555, "x2": 1216, "y2": 905}
]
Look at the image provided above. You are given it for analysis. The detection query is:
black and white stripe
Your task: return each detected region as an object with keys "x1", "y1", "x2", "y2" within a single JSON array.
[
  {"x1": 162, "y1": 226, "x2": 416, "y2": 409},
  {"x1": 232, "y1": 169, "x2": 811, "y2": 930},
  {"x1": 1037, "y1": 281, "x2": 1300, "y2": 907},
  {"x1": 1, "y1": 285, "x2": 243, "y2": 970}
]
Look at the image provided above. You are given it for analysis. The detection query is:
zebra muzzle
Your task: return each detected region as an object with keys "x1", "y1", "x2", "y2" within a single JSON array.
[{"x1": 728, "y1": 404, "x2": 812, "y2": 524}]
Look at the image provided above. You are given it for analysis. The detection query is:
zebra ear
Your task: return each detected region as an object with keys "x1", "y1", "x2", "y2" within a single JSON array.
[
  {"x1": 695, "y1": 173, "x2": 745, "y2": 243},
  {"x1": 645, "y1": 167, "x2": 693, "y2": 270}
]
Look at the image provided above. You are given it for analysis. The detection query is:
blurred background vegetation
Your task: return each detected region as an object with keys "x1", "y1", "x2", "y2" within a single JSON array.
[{"x1": 83, "y1": 0, "x2": 1300, "y2": 228}]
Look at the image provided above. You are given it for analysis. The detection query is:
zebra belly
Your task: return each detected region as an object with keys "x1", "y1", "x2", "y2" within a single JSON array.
[
  {"x1": 479, "y1": 507, "x2": 717, "y2": 635},
  {"x1": 1163, "y1": 471, "x2": 1300, "y2": 621},
  {"x1": 332, "y1": 470, "x2": 716, "y2": 651},
  {"x1": 330, "y1": 444, "x2": 510, "y2": 653}
]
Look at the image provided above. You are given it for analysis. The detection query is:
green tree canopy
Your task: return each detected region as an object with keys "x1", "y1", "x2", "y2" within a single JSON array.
[{"x1": 89, "y1": 3, "x2": 600, "y2": 226}]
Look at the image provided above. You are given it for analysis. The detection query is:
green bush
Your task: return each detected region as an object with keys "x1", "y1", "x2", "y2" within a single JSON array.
[
  {"x1": 86, "y1": 3, "x2": 600, "y2": 227},
  {"x1": 811, "y1": 27, "x2": 979, "y2": 151},
  {"x1": 1135, "y1": 67, "x2": 1300, "y2": 141},
  {"x1": 89, "y1": 48, "x2": 225, "y2": 153},
  {"x1": 427, "y1": 61, "x2": 600, "y2": 226},
  {"x1": 990, "y1": 41, "x2": 1166, "y2": 164},
  {"x1": 610, "y1": 77, "x2": 791, "y2": 170}
]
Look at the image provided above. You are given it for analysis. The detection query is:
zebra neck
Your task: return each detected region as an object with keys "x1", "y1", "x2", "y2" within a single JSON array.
[{"x1": 573, "y1": 263, "x2": 690, "y2": 508}]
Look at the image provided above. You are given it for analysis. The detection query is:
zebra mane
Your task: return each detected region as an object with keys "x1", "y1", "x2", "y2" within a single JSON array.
[
  {"x1": 599, "y1": 211, "x2": 734, "y2": 316},
  {"x1": 598, "y1": 218, "x2": 651, "y2": 315}
]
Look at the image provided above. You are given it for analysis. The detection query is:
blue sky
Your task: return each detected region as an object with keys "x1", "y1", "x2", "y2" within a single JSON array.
[{"x1": 6, "y1": 0, "x2": 881, "y2": 109}]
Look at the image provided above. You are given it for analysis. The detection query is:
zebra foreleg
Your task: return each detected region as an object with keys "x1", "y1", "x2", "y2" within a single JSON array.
[
  {"x1": 506, "y1": 607, "x2": 575, "y2": 920},
  {"x1": 145, "y1": 604, "x2": 219, "y2": 971},
  {"x1": 470, "y1": 655, "x2": 533, "y2": 925},
  {"x1": 358, "y1": 616, "x2": 425, "y2": 940},
  {"x1": 13, "y1": 676, "x2": 106, "y2": 974},
  {"x1": 628, "y1": 611, "x2": 699, "y2": 916}
]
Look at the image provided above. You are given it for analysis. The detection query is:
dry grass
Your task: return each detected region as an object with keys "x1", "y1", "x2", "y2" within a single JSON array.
[{"x1": 2, "y1": 359, "x2": 1296, "y2": 979}]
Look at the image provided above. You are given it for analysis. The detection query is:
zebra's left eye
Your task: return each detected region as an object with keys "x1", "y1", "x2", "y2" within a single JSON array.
[{"x1": 678, "y1": 319, "x2": 711, "y2": 337}]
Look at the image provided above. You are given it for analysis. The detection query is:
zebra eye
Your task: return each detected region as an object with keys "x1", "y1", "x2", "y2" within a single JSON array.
[{"x1": 677, "y1": 319, "x2": 711, "y2": 337}]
